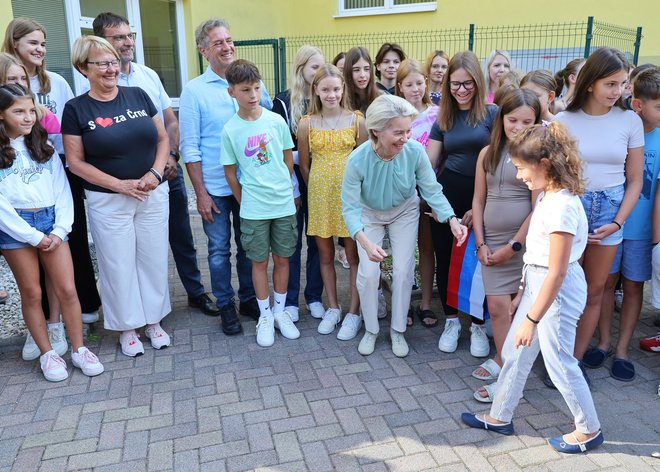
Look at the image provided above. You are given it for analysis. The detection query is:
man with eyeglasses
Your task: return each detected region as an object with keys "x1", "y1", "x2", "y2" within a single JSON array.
[
  {"x1": 179, "y1": 18, "x2": 274, "y2": 335},
  {"x1": 90, "y1": 12, "x2": 220, "y2": 316}
]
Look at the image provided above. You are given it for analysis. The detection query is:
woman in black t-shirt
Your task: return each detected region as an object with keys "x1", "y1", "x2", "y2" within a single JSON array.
[{"x1": 62, "y1": 36, "x2": 171, "y2": 358}]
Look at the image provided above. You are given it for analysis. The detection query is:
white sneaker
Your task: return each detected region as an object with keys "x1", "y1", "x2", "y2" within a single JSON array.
[
  {"x1": 22, "y1": 331, "x2": 40, "y2": 361},
  {"x1": 358, "y1": 331, "x2": 378, "y2": 355},
  {"x1": 438, "y1": 319, "x2": 461, "y2": 353},
  {"x1": 377, "y1": 289, "x2": 387, "y2": 319},
  {"x1": 71, "y1": 347, "x2": 104, "y2": 376},
  {"x1": 285, "y1": 306, "x2": 299, "y2": 322},
  {"x1": 48, "y1": 322, "x2": 68, "y2": 357},
  {"x1": 337, "y1": 313, "x2": 362, "y2": 340},
  {"x1": 256, "y1": 315, "x2": 275, "y2": 347},
  {"x1": 470, "y1": 323, "x2": 490, "y2": 358},
  {"x1": 40, "y1": 350, "x2": 68, "y2": 382},
  {"x1": 306, "y1": 302, "x2": 325, "y2": 319},
  {"x1": 274, "y1": 311, "x2": 300, "y2": 339},
  {"x1": 318, "y1": 307, "x2": 341, "y2": 334},
  {"x1": 119, "y1": 330, "x2": 145, "y2": 357},
  {"x1": 390, "y1": 329, "x2": 409, "y2": 358},
  {"x1": 145, "y1": 324, "x2": 171, "y2": 349},
  {"x1": 82, "y1": 311, "x2": 99, "y2": 324}
]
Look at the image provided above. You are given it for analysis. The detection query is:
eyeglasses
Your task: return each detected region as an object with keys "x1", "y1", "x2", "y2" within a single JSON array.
[
  {"x1": 449, "y1": 80, "x2": 476, "y2": 91},
  {"x1": 86, "y1": 60, "x2": 120, "y2": 70},
  {"x1": 104, "y1": 32, "x2": 137, "y2": 43}
]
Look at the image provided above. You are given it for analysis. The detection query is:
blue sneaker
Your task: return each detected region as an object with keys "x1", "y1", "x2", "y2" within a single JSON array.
[
  {"x1": 461, "y1": 412, "x2": 514, "y2": 435},
  {"x1": 548, "y1": 431, "x2": 604, "y2": 454}
]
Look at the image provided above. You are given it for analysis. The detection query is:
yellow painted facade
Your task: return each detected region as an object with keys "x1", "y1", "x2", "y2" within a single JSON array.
[{"x1": 0, "y1": 1, "x2": 657, "y2": 83}]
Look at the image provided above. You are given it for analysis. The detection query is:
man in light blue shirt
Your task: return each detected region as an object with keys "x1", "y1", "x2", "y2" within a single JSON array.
[
  {"x1": 179, "y1": 18, "x2": 271, "y2": 334},
  {"x1": 92, "y1": 12, "x2": 219, "y2": 317}
]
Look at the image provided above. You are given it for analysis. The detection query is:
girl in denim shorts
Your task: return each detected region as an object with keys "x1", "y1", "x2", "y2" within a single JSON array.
[
  {"x1": 462, "y1": 122, "x2": 604, "y2": 454},
  {"x1": 554, "y1": 48, "x2": 645, "y2": 381},
  {"x1": 0, "y1": 84, "x2": 103, "y2": 382}
]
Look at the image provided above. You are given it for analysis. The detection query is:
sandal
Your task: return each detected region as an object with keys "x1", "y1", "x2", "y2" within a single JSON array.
[
  {"x1": 473, "y1": 382, "x2": 496, "y2": 403},
  {"x1": 415, "y1": 306, "x2": 438, "y2": 328},
  {"x1": 406, "y1": 306, "x2": 414, "y2": 327},
  {"x1": 610, "y1": 357, "x2": 635, "y2": 382},
  {"x1": 471, "y1": 358, "x2": 501, "y2": 381},
  {"x1": 581, "y1": 346, "x2": 612, "y2": 369}
]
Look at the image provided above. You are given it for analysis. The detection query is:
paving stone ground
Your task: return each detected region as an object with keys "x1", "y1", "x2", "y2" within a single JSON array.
[{"x1": 0, "y1": 213, "x2": 659, "y2": 471}]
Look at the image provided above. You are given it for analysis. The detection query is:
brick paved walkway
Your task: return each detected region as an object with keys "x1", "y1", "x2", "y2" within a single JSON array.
[{"x1": 0, "y1": 214, "x2": 659, "y2": 471}]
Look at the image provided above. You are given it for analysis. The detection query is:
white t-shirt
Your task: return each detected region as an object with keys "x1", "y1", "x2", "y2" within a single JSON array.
[
  {"x1": 31, "y1": 71, "x2": 74, "y2": 155},
  {"x1": 523, "y1": 189, "x2": 588, "y2": 267},
  {"x1": 555, "y1": 107, "x2": 644, "y2": 191},
  {"x1": 0, "y1": 137, "x2": 73, "y2": 246}
]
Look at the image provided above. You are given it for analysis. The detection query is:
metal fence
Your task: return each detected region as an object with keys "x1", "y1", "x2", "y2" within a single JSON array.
[{"x1": 211, "y1": 16, "x2": 642, "y2": 96}]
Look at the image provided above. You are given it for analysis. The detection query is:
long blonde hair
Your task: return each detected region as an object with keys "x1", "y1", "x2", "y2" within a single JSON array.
[
  {"x1": 2, "y1": 18, "x2": 50, "y2": 94},
  {"x1": 289, "y1": 45, "x2": 324, "y2": 135}
]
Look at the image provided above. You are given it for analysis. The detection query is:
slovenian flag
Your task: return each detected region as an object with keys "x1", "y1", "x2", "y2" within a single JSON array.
[{"x1": 446, "y1": 230, "x2": 489, "y2": 320}]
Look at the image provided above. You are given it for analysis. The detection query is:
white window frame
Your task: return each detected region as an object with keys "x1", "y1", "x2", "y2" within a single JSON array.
[
  {"x1": 63, "y1": 0, "x2": 188, "y2": 103},
  {"x1": 336, "y1": 0, "x2": 437, "y2": 18}
]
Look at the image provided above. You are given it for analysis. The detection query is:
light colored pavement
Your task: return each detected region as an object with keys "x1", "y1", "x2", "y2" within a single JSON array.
[{"x1": 0, "y1": 214, "x2": 659, "y2": 471}]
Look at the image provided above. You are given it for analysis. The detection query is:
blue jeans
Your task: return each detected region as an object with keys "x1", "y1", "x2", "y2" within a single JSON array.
[
  {"x1": 0, "y1": 206, "x2": 56, "y2": 249},
  {"x1": 168, "y1": 164, "x2": 204, "y2": 298},
  {"x1": 286, "y1": 166, "x2": 323, "y2": 307},
  {"x1": 202, "y1": 194, "x2": 255, "y2": 307}
]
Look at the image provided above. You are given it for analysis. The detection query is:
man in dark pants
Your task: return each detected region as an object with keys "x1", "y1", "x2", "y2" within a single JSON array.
[{"x1": 93, "y1": 11, "x2": 218, "y2": 315}]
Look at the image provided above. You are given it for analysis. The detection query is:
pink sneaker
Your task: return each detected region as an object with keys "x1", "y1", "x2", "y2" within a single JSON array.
[
  {"x1": 145, "y1": 324, "x2": 171, "y2": 349},
  {"x1": 71, "y1": 347, "x2": 104, "y2": 376},
  {"x1": 39, "y1": 350, "x2": 68, "y2": 382},
  {"x1": 119, "y1": 331, "x2": 144, "y2": 357}
]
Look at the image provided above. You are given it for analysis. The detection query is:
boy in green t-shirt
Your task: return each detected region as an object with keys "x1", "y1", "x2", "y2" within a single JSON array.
[{"x1": 221, "y1": 60, "x2": 299, "y2": 347}]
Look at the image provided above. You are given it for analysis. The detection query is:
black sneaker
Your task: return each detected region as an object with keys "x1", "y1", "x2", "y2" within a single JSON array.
[
  {"x1": 239, "y1": 298, "x2": 260, "y2": 321},
  {"x1": 188, "y1": 293, "x2": 220, "y2": 316},
  {"x1": 219, "y1": 302, "x2": 243, "y2": 335}
]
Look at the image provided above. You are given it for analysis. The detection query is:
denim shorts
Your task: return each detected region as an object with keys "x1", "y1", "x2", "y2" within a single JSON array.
[
  {"x1": 0, "y1": 206, "x2": 56, "y2": 249},
  {"x1": 609, "y1": 238, "x2": 653, "y2": 281},
  {"x1": 579, "y1": 184, "x2": 624, "y2": 246}
]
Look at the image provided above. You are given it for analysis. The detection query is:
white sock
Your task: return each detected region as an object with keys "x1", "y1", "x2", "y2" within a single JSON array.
[
  {"x1": 273, "y1": 291, "x2": 286, "y2": 314},
  {"x1": 257, "y1": 297, "x2": 271, "y2": 317}
]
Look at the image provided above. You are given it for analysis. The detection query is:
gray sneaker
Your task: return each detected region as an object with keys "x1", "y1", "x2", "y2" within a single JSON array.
[
  {"x1": 48, "y1": 322, "x2": 68, "y2": 357},
  {"x1": 22, "y1": 331, "x2": 40, "y2": 361},
  {"x1": 390, "y1": 329, "x2": 409, "y2": 358},
  {"x1": 358, "y1": 331, "x2": 378, "y2": 356}
]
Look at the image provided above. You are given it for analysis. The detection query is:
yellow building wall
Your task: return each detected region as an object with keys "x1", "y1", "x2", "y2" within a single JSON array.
[
  {"x1": 184, "y1": 0, "x2": 659, "y2": 78},
  {"x1": 0, "y1": 0, "x2": 12, "y2": 31}
]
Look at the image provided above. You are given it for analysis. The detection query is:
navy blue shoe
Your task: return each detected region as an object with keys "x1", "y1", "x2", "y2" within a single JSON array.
[
  {"x1": 461, "y1": 413, "x2": 514, "y2": 435},
  {"x1": 548, "y1": 431, "x2": 604, "y2": 454}
]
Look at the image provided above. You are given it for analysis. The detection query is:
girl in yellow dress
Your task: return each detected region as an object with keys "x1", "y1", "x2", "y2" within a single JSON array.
[{"x1": 298, "y1": 65, "x2": 367, "y2": 339}]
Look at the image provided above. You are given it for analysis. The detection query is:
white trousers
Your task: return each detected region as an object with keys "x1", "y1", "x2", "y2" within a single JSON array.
[
  {"x1": 356, "y1": 194, "x2": 419, "y2": 334},
  {"x1": 86, "y1": 184, "x2": 171, "y2": 331},
  {"x1": 490, "y1": 262, "x2": 601, "y2": 433}
]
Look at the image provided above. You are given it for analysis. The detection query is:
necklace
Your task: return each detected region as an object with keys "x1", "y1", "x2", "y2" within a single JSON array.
[
  {"x1": 372, "y1": 144, "x2": 396, "y2": 162},
  {"x1": 321, "y1": 110, "x2": 343, "y2": 130}
]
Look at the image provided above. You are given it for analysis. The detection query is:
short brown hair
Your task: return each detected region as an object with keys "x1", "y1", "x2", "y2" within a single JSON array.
[
  {"x1": 633, "y1": 67, "x2": 660, "y2": 101},
  {"x1": 374, "y1": 43, "x2": 406, "y2": 79},
  {"x1": 226, "y1": 59, "x2": 261, "y2": 86}
]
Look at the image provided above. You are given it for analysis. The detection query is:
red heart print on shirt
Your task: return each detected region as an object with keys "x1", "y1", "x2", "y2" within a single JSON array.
[{"x1": 95, "y1": 117, "x2": 113, "y2": 128}]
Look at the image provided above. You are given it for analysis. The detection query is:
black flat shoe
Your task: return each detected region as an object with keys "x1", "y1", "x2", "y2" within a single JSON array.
[
  {"x1": 239, "y1": 298, "x2": 260, "y2": 321},
  {"x1": 219, "y1": 303, "x2": 243, "y2": 335},
  {"x1": 188, "y1": 294, "x2": 220, "y2": 316}
]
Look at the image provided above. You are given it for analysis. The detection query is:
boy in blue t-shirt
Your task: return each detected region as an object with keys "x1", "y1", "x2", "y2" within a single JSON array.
[
  {"x1": 221, "y1": 60, "x2": 299, "y2": 347},
  {"x1": 586, "y1": 67, "x2": 660, "y2": 379}
]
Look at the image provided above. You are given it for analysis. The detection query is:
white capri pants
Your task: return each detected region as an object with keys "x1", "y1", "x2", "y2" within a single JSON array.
[
  {"x1": 86, "y1": 184, "x2": 171, "y2": 331},
  {"x1": 356, "y1": 194, "x2": 419, "y2": 335},
  {"x1": 490, "y1": 262, "x2": 601, "y2": 434}
]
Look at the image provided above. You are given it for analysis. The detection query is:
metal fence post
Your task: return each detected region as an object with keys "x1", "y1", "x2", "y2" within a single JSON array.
[
  {"x1": 272, "y1": 40, "x2": 280, "y2": 94},
  {"x1": 584, "y1": 16, "x2": 593, "y2": 58},
  {"x1": 279, "y1": 37, "x2": 287, "y2": 94},
  {"x1": 633, "y1": 26, "x2": 643, "y2": 66},
  {"x1": 468, "y1": 24, "x2": 474, "y2": 51}
]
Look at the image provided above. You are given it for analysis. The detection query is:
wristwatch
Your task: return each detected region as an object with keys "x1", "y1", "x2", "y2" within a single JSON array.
[
  {"x1": 508, "y1": 239, "x2": 522, "y2": 252},
  {"x1": 169, "y1": 150, "x2": 180, "y2": 162}
]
